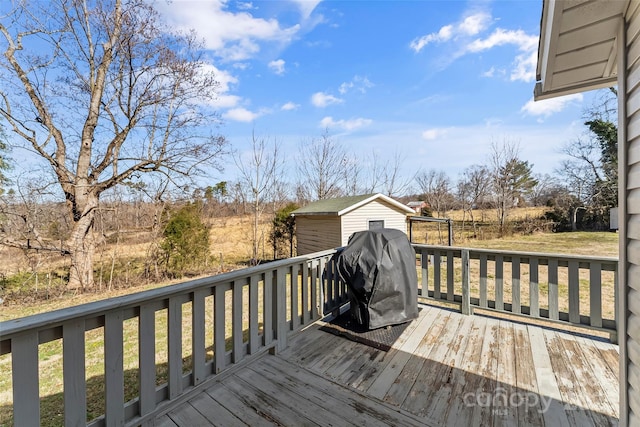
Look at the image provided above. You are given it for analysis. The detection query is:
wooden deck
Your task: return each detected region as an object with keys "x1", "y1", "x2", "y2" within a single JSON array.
[{"x1": 156, "y1": 304, "x2": 619, "y2": 427}]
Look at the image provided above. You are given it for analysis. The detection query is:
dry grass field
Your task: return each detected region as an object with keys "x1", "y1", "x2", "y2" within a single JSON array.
[{"x1": 0, "y1": 209, "x2": 619, "y2": 320}]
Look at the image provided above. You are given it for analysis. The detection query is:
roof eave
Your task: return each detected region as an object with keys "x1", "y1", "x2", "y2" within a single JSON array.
[
  {"x1": 534, "y1": 77, "x2": 618, "y2": 101},
  {"x1": 338, "y1": 194, "x2": 414, "y2": 216},
  {"x1": 534, "y1": 0, "x2": 625, "y2": 101}
]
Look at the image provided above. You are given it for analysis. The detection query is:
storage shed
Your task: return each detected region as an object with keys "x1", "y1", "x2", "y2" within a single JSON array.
[{"x1": 291, "y1": 193, "x2": 414, "y2": 255}]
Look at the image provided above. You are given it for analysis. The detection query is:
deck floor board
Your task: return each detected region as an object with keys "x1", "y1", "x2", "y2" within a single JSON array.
[{"x1": 155, "y1": 304, "x2": 619, "y2": 427}]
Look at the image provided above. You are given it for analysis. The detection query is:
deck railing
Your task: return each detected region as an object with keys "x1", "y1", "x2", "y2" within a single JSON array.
[
  {"x1": 413, "y1": 244, "x2": 618, "y2": 342},
  {"x1": 0, "y1": 249, "x2": 344, "y2": 427},
  {"x1": 0, "y1": 244, "x2": 618, "y2": 426}
]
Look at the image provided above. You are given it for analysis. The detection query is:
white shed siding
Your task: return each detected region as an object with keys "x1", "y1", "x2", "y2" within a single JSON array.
[
  {"x1": 340, "y1": 200, "x2": 408, "y2": 246},
  {"x1": 625, "y1": 5, "x2": 640, "y2": 424},
  {"x1": 295, "y1": 216, "x2": 341, "y2": 255}
]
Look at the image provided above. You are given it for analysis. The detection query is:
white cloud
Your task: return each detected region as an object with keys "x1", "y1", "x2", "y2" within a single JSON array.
[
  {"x1": 410, "y1": 12, "x2": 491, "y2": 52},
  {"x1": 482, "y1": 67, "x2": 496, "y2": 78},
  {"x1": 410, "y1": 10, "x2": 538, "y2": 83},
  {"x1": 311, "y1": 91, "x2": 343, "y2": 107},
  {"x1": 410, "y1": 25, "x2": 454, "y2": 52},
  {"x1": 224, "y1": 107, "x2": 261, "y2": 122},
  {"x1": 156, "y1": 0, "x2": 300, "y2": 61},
  {"x1": 459, "y1": 13, "x2": 491, "y2": 36},
  {"x1": 212, "y1": 94, "x2": 242, "y2": 108},
  {"x1": 290, "y1": 0, "x2": 322, "y2": 20},
  {"x1": 237, "y1": 2, "x2": 255, "y2": 10},
  {"x1": 421, "y1": 128, "x2": 451, "y2": 140},
  {"x1": 511, "y1": 50, "x2": 538, "y2": 82},
  {"x1": 338, "y1": 75, "x2": 374, "y2": 95},
  {"x1": 521, "y1": 94, "x2": 584, "y2": 118},
  {"x1": 466, "y1": 28, "x2": 538, "y2": 82},
  {"x1": 268, "y1": 59, "x2": 286, "y2": 75},
  {"x1": 199, "y1": 64, "x2": 241, "y2": 108},
  {"x1": 320, "y1": 116, "x2": 372, "y2": 131},
  {"x1": 281, "y1": 102, "x2": 300, "y2": 111}
]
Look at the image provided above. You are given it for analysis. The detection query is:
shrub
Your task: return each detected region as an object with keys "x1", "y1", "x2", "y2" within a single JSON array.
[{"x1": 159, "y1": 203, "x2": 210, "y2": 277}]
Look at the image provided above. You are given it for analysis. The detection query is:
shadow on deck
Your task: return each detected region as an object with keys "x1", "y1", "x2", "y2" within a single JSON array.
[{"x1": 157, "y1": 303, "x2": 619, "y2": 427}]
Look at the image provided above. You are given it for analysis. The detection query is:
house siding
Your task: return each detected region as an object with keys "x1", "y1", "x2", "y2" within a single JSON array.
[
  {"x1": 341, "y1": 200, "x2": 408, "y2": 246},
  {"x1": 625, "y1": 4, "x2": 640, "y2": 424},
  {"x1": 295, "y1": 216, "x2": 341, "y2": 255}
]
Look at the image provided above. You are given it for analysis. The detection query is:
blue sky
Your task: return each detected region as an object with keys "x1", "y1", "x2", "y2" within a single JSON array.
[
  {"x1": 155, "y1": 0, "x2": 598, "y2": 187},
  {"x1": 53, "y1": 1, "x2": 607, "y2": 189}
]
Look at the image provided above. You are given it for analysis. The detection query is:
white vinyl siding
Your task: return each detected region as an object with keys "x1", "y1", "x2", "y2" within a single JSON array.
[
  {"x1": 625, "y1": 4, "x2": 640, "y2": 424},
  {"x1": 294, "y1": 216, "x2": 341, "y2": 255},
  {"x1": 340, "y1": 200, "x2": 408, "y2": 246}
]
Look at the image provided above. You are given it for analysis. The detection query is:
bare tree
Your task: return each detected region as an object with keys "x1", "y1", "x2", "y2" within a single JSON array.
[
  {"x1": 362, "y1": 151, "x2": 385, "y2": 194},
  {"x1": 489, "y1": 141, "x2": 537, "y2": 234},
  {"x1": 296, "y1": 130, "x2": 347, "y2": 200},
  {"x1": 457, "y1": 164, "x2": 490, "y2": 233},
  {"x1": 380, "y1": 150, "x2": 414, "y2": 197},
  {"x1": 415, "y1": 169, "x2": 454, "y2": 217},
  {"x1": 0, "y1": 0, "x2": 228, "y2": 289},
  {"x1": 234, "y1": 132, "x2": 282, "y2": 264}
]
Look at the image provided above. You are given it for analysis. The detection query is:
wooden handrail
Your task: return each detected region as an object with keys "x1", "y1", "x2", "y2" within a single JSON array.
[
  {"x1": 0, "y1": 249, "x2": 341, "y2": 427},
  {"x1": 412, "y1": 244, "x2": 619, "y2": 343}
]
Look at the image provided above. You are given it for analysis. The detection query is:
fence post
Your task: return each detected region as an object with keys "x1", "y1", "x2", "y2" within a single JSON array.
[{"x1": 461, "y1": 249, "x2": 471, "y2": 315}]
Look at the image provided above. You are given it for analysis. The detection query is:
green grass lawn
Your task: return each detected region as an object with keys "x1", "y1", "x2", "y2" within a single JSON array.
[{"x1": 458, "y1": 231, "x2": 618, "y2": 257}]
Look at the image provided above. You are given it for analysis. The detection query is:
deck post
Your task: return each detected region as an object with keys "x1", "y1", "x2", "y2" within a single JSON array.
[{"x1": 461, "y1": 249, "x2": 471, "y2": 315}]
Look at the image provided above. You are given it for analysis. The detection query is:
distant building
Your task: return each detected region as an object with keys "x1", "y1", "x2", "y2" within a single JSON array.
[
  {"x1": 291, "y1": 193, "x2": 414, "y2": 255},
  {"x1": 406, "y1": 201, "x2": 427, "y2": 214}
]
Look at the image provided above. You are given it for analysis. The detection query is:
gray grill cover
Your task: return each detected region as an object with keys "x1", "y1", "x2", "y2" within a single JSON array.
[{"x1": 336, "y1": 228, "x2": 419, "y2": 329}]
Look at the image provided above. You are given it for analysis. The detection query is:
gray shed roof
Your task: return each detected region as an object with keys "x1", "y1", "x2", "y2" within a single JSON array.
[{"x1": 291, "y1": 193, "x2": 413, "y2": 216}]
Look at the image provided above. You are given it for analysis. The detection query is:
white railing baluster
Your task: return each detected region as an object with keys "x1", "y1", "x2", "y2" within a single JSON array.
[
  {"x1": 529, "y1": 257, "x2": 540, "y2": 317},
  {"x1": 263, "y1": 271, "x2": 273, "y2": 346},
  {"x1": 512, "y1": 256, "x2": 521, "y2": 314},
  {"x1": 192, "y1": 289, "x2": 207, "y2": 385},
  {"x1": 214, "y1": 285, "x2": 226, "y2": 373},
  {"x1": 63, "y1": 319, "x2": 86, "y2": 426},
  {"x1": 249, "y1": 275, "x2": 260, "y2": 354},
  {"x1": 105, "y1": 311, "x2": 124, "y2": 425},
  {"x1": 421, "y1": 249, "x2": 429, "y2": 297},
  {"x1": 433, "y1": 251, "x2": 441, "y2": 299},
  {"x1": 139, "y1": 304, "x2": 156, "y2": 417},
  {"x1": 275, "y1": 267, "x2": 288, "y2": 352},
  {"x1": 589, "y1": 262, "x2": 603, "y2": 328},
  {"x1": 495, "y1": 255, "x2": 504, "y2": 311},
  {"x1": 311, "y1": 259, "x2": 319, "y2": 318},
  {"x1": 168, "y1": 297, "x2": 182, "y2": 399},
  {"x1": 461, "y1": 249, "x2": 471, "y2": 315},
  {"x1": 232, "y1": 280, "x2": 244, "y2": 364},
  {"x1": 291, "y1": 264, "x2": 300, "y2": 330},
  {"x1": 318, "y1": 257, "x2": 326, "y2": 317},
  {"x1": 479, "y1": 253, "x2": 488, "y2": 308},
  {"x1": 301, "y1": 262, "x2": 310, "y2": 324},
  {"x1": 548, "y1": 259, "x2": 559, "y2": 320},
  {"x1": 568, "y1": 260, "x2": 580, "y2": 324},
  {"x1": 12, "y1": 331, "x2": 39, "y2": 426},
  {"x1": 447, "y1": 250, "x2": 454, "y2": 302}
]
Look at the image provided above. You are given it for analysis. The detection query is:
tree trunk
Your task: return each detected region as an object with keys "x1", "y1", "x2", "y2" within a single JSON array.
[{"x1": 67, "y1": 194, "x2": 98, "y2": 290}]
